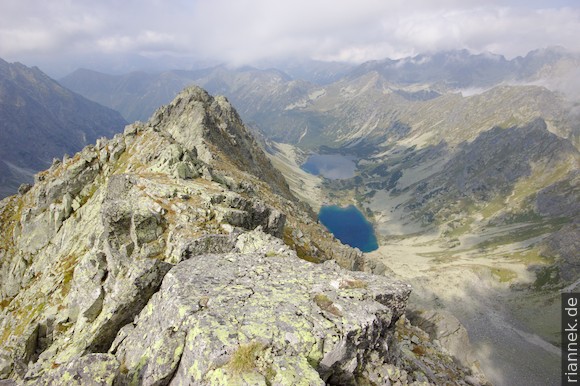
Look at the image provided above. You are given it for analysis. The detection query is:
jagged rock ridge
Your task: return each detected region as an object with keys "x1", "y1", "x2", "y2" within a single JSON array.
[{"x1": 0, "y1": 86, "x2": 486, "y2": 385}]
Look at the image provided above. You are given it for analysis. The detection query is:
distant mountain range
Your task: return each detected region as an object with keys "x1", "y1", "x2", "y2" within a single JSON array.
[
  {"x1": 57, "y1": 48, "x2": 580, "y2": 237},
  {"x1": 60, "y1": 46, "x2": 580, "y2": 125},
  {"x1": 0, "y1": 59, "x2": 127, "y2": 198},
  {"x1": 349, "y1": 46, "x2": 580, "y2": 88}
]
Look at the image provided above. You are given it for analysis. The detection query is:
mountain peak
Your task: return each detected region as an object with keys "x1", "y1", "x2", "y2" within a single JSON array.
[{"x1": 147, "y1": 85, "x2": 293, "y2": 199}]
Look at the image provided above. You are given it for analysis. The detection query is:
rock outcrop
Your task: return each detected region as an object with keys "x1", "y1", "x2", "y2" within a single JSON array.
[{"x1": 0, "y1": 86, "x2": 485, "y2": 385}]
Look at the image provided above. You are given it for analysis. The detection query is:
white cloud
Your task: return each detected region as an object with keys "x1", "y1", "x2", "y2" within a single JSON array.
[
  {"x1": 96, "y1": 31, "x2": 179, "y2": 53},
  {"x1": 0, "y1": 0, "x2": 579, "y2": 73}
]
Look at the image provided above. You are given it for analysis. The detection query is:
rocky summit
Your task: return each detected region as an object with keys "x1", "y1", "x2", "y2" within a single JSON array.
[{"x1": 0, "y1": 86, "x2": 486, "y2": 385}]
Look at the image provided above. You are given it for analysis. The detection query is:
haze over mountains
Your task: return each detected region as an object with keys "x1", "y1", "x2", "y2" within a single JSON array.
[
  {"x1": 0, "y1": 59, "x2": 127, "y2": 198},
  {"x1": 60, "y1": 47, "x2": 580, "y2": 124}
]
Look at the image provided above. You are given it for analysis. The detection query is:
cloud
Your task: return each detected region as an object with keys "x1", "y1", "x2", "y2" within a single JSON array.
[
  {"x1": 0, "y1": 0, "x2": 579, "y2": 73},
  {"x1": 96, "y1": 31, "x2": 180, "y2": 54}
]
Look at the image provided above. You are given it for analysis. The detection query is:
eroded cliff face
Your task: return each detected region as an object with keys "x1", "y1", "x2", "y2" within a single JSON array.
[{"x1": 0, "y1": 86, "x2": 485, "y2": 385}]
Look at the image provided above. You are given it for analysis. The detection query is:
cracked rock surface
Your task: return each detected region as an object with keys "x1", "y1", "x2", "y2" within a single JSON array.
[{"x1": 112, "y1": 247, "x2": 410, "y2": 385}]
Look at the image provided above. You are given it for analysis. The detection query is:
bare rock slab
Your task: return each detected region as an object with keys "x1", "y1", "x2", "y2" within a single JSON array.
[{"x1": 112, "y1": 251, "x2": 411, "y2": 385}]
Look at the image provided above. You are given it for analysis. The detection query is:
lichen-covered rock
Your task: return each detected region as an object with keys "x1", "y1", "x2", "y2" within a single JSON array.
[
  {"x1": 405, "y1": 309, "x2": 487, "y2": 382},
  {"x1": 67, "y1": 251, "x2": 108, "y2": 323},
  {"x1": 111, "y1": 248, "x2": 411, "y2": 385},
  {"x1": 0, "y1": 354, "x2": 12, "y2": 379},
  {"x1": 29, "y1": 353, "x2": 119, "y2": 386},
  {"x1": 387, "y1": 313, "x2": 493, "y2": 386}
]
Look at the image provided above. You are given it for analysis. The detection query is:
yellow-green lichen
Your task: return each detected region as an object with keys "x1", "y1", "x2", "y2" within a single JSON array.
[
  {"x1": 307, "y1": 342, "x2": 323, "y2": 368},
  {"x1": 188, "y1": 360, "x2": 202, "y2": 379},
  {"x1": 144, "y1": 302, "x2": 154, "y2": 317},
  {"x1": 173, "y1": 341, "x2": 184, "y2": 363},
  {"x1": 214, "y1": 326, "x2": 231, "y2": 346},
  {"x1": 240, "y1": 322, "x2": 273, "y2": 341},
  {"x1": 131, "y1": 354, "x2": 150, "y2": 385},
  {"x1": 205, "y1": 368, "x2": 230, "y2": 385},
  {"x1": 62, "y1": 371, "x2": 72, "y2": 382},
  {"x1": 152, "y1": 338, "x2": 164, "y2": 350}
]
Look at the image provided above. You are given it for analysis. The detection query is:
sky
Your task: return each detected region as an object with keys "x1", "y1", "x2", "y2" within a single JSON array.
[{"x1": 1, "y1": 0, "x2": 579, "y2": 76}]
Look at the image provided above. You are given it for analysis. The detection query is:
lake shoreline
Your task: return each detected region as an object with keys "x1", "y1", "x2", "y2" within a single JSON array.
[
  {"x1": 301, "y1": 153, "x2": 357, "y2": 180},
  {"x1": 318, "y1": 204, "x2": 379, "y2": 252}
]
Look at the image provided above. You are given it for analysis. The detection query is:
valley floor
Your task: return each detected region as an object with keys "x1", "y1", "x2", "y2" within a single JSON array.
[{"x1": 369, "y1": 234, "x2": 562, "y2": 386}]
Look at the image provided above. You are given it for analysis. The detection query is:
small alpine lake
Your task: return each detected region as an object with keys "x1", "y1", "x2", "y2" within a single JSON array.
[
  {"x1": 318, "y1": 205, "x2": 378, "y2": 252},
  {"x1": 301, "y1": 154, "x2": 356, "y2": 179}
]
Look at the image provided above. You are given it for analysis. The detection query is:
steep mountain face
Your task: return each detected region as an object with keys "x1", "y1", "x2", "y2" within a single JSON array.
[
  {"x1": 372, "y1": 120, "x2": 579, "y2": 276},
  {"x1": 402, "y1": 119, "x2": 579, "y2": 220},
  {"x1": 0, "y1": 59, "x2": 127, "y2": 199},
  {"x1": 0, "y1": 86, "x2": 486, "y2": 385}
]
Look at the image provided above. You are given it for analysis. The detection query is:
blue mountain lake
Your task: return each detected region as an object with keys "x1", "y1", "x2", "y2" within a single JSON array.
[
  {"x1": 318, "y1": 205, "x2": 378, "y2": 252},
  {"x1": 301, "y1": 154, "x2": 356, "y2": 179}
]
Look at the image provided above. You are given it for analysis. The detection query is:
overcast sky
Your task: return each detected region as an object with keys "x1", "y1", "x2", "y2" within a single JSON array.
[{"x1": 1, "y1": 0, "x2": 579, "y2": 76}]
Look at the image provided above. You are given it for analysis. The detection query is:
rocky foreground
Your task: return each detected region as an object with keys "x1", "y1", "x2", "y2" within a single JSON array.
[{"x1": 0, "y1": 86, "x2": 487, "y2": 385}]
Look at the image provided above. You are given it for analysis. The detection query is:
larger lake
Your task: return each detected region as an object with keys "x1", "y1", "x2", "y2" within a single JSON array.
[
  {"x1": 301, "y1": 154, "x2": 356, "y2": 179},
  {"x1": 318, "y1": 205, "x2": 378, "y2": 252}
]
